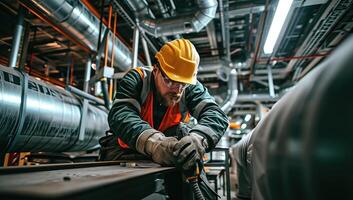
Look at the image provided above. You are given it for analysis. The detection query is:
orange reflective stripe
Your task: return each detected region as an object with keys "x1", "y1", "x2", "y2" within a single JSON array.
[
  {"x1": 183, "y1": 113, "x2": 191, "y2": 123},
  {"x1": 134, "y1": 67, "x2": 144, "y2": 79},
  {"x1": 117, "y1": 137, "x2": 129, "y2": 149}
]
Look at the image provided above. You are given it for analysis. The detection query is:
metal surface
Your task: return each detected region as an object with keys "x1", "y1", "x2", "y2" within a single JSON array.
[
  {"x1": 66, "y1": 85, "x2": 105, "y2": 107},
  {"x1": 286, "y1": 0, "x2": 353, "y2": 75},
  {"x1": 112, "y1": 0, "x2": 158, "y2": 54},
  {"x1": 8, "y1": 6, "x2": 25, "y2": 68},
  {"x1": 235, "y1": 36, "x2": 353, "y2": 199},
  {"x1": 21, "y1": 0, "x2": 142, "y2": 71},
  {"x1": 267, "y1": 64, "x2": 275, "y2": 97},
  {"x1": 218, "y1": 0, "x2": 226, "y2": 53},
  {"x1": 206, "y1": 21, "x2": 218, "y2": 56},
  {"x1": 126, "y1": 0, "x2": 218, "y2": 37},
  {"x1": 223, "y1": 0, "x2": 230, "y2": 61},
  {"x1": 18, "y1": 22, "x2": 31, "y2": 70},
  {"x1": 236, "y1": 93, "x2": 280, "y2": 102},
  {"x1": 132, "y1": 25, "x2": 140, "y2": 68},
  {"x1": 0, "y1": 161, "x2": 178, "y2": 200},
  {"x1": 141, "y1": 32, "x2": 152, "y2": 66},
  {"x1": 83, "y1": 57, "x2": 92, "y2": 93},
  {"x1": 0, "y1": 64, "x2": 108, "y2": 153},
  {"x1": 221, "y1": 69, "x2": 238, "y2": 114}
]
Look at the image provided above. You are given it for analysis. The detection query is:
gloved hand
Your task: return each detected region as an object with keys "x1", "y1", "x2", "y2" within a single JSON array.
[
  {"x1": 173, "y1": 133, "x2": 208, "y2": 170},
  {"x1": 136, "y1": 129, "x2": 178, "y2": 166}
]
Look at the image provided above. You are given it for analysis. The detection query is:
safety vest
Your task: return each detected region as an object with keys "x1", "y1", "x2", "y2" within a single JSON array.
[{"x1": 117, "y1": 66, "x2": 190, "y2": 149}]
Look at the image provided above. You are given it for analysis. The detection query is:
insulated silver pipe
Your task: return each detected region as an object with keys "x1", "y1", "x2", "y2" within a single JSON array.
[
  {"x1": 221, "y1": 69, "x2": 238, "y2": 114},
  {"x1": 0, "y1": 64, "x2": 108, "y2": 153},
  {"x1": 8, "y1": 6, "x2": 25, "y2": 68},
  {"x1": 141, "y1": 33, "x2": 152, "y2": 66},
  {"x1": 132, "y1": 25, "x2": 140, "y2": 69},
  {"x1": 267, "y1": 64, "x2": 275, "y2": 97},
  {"x1": 22, "y1": 0, "x2": 142, "y2": 71},
  {"x1": 83, "y1": 57, "x2": 92, "y2": 93},
  {"x1": 127, "y1": 0, "x2": 218, "y2": 37}
]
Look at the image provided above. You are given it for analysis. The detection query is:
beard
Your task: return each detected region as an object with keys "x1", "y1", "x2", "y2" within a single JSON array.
[{"x1": 161, "y1": 92, "x2": 182, "y2": 106}]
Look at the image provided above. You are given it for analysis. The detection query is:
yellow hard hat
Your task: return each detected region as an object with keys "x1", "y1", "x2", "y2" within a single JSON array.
[{"x1": 155, "y1": 39, "x2": 199, "y2": 85}]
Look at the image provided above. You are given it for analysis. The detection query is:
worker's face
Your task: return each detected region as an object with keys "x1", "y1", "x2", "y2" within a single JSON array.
[{"x1": 154, "y1": 66, "x2": 188, "y2": 106}]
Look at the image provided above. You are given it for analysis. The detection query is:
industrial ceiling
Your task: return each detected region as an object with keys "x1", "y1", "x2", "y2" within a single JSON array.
[{"x1": 0, "y1": 0, "x2": 352, "y2": 117}]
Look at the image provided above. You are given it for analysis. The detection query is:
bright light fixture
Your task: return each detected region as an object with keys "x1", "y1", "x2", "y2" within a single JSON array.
[
  {"x1": 263, "y1": 0, "x2": 294, "y2": 54},
  {"x1": 241, "y1": 124, "x2": 247, "y2": 129},
  {"x1": 244, "y1": 114, "x2": 251, "y2": 122}
]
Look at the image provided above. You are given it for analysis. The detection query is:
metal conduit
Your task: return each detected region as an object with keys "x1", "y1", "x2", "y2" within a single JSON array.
[
  {"x1": 21, "y1": 0, "x2": 142, "y2": 71},
  {"x1": 221, "y1": 69, "x2": 238, "y2": 114},
  {"x1": 0, "y1": 64, "x2": 108, "y2": 153},
  {"x1": 126, "y1": 0, "x2": 218, "y2": 37}
]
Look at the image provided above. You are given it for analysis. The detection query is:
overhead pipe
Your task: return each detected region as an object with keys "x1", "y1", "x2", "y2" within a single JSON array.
[
  {"x1": 221, "y1": 69, "x2": 238, "y2": 114},
  {"x1": 126, "y1": 0, "x2": 218, "y2": 37},
  {"x1": 236, "y1": 93, "x2": 279, "y2": 102},
  {"x1": 8, "y1": 6, "x2": 25, "y2": 68},
  {"x1": 224, "y1": 0, "x2": 230, "y2": 61},
  {"x1": 20, "y1": 0, "x2": 142, "y2": 71},
  {"x1": 83, "y1": 57, "x2": 92, "y2": 93},
  {"x1": 267, "y1": 64, "x2": 275, "y2": 97},
  {"x1": 155, "y1": 0, "x2": 181, "y2": 40},
  {"x1": 141, "y1": 31, "x2": 152, "y2": 66},
  {"x1": 218, "y1": 0, "x2": 226, "y2": 50},
  {"x1": 0, "y1": 64, "x2": 108, "y2": 154},
  {"x1": 132, "y1": 24, "x2": 140, "y2": 69},
  {"x1": 249, "y1": 0, "x2": 269, "y2": 75},
  {"x1": 111, "y1": 0, "x2": 158, "y2": 54}
]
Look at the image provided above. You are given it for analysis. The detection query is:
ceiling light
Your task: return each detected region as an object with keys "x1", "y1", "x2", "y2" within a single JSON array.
[
  {"x1": 263, "y1": 0, "x2": 294, "y2": 54},
  {"x1": 244, "y1": 114, "x2": 251, "y2": 122},
  {"x1": 241, "y1": 124, "x2": 247, "y2": 129}
]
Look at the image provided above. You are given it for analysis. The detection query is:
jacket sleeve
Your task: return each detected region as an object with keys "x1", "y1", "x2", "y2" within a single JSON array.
[
  {"x1": 185, "y1": 81, "x2": 229, "y2": 151},
  {"x1": 108, "y1": 69, "x2": 153, "y2": 149}
]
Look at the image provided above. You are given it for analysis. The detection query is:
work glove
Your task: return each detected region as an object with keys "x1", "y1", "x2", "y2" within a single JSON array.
[
  {"x1": 136, "y1": 129, "x2": 178, "y2": 166},
  {"x1": 173, "y1": 132, "x2": 208, "y2": 170}
]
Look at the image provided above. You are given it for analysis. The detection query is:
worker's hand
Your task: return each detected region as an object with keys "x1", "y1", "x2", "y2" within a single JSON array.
[
  {"x1": 173, "y1": 133, "x2": 208, "y2": 170},
  {"x1": 136, "y1": 129, "x2": 178, "y2": 166}
]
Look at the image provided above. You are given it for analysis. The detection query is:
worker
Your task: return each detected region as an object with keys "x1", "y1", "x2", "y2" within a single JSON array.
[{"x1": 99, "y1": 38, "x2": 229, "y2": 199}]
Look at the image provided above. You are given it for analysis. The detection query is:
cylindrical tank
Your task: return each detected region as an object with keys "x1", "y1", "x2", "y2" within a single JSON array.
[{"x1": 0, "y1": 65, "x2": 108, "y2": 153}]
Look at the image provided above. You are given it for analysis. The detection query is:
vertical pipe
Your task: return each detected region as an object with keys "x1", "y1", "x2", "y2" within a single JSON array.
[
  {"x1": 218, "y1": 0, "x2": 226, "y2": 53},
  {"x1": 267, "y1": 64, "x2": 275, "y2": 97},
  {"x1": 9, "y1": 6, "x2": 25, "y2": 68},
  {"x1": 104, "y1": 4, "x2": 113, "y2": 67},
  {"x1": 109, "y1": 13, "x2": 117, "y2": 101},
  {"x1": 70, "y1": 60, "x2": 74, "y2": 85},
  {"x1": 224, "y1": 0, "x2": 230, "y2": 61},
  {"x1": 141, "y1": 32, "x2": 151, "y2": 66},
  {"x1": 83, "y1": 57, "x2": 92, "y2": 93},
  {"x1": 19, "y1": 23, "x2": 30, "y2": 70},
  {"x1": 66, "y1": 52, "x2": 71, "y2": 86},
  {"x1": 132, "y1": 24, "x2": 140, "y2": 68},
  {"x1": 110, "y1": 13, "x2": 117, "y2": 68}
]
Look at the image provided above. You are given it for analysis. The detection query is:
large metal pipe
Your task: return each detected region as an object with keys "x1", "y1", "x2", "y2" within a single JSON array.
[
  {"x1": 126, "y1": 0, "x2": 218, "y2": 37},
  {"x1": 21, "y1": 0, "x2": 142, "y2": 71},
  {"x1": 233, "y1": 36, "x2": 353, "y2": 199},
  {"x1": 0, "y1": 64, "x2": 108, "y2": 153}
]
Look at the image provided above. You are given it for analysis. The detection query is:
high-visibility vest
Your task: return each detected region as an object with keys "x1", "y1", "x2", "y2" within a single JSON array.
[{"x1": 117, "y1": 66, "x2": 190, "y2": 149}]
